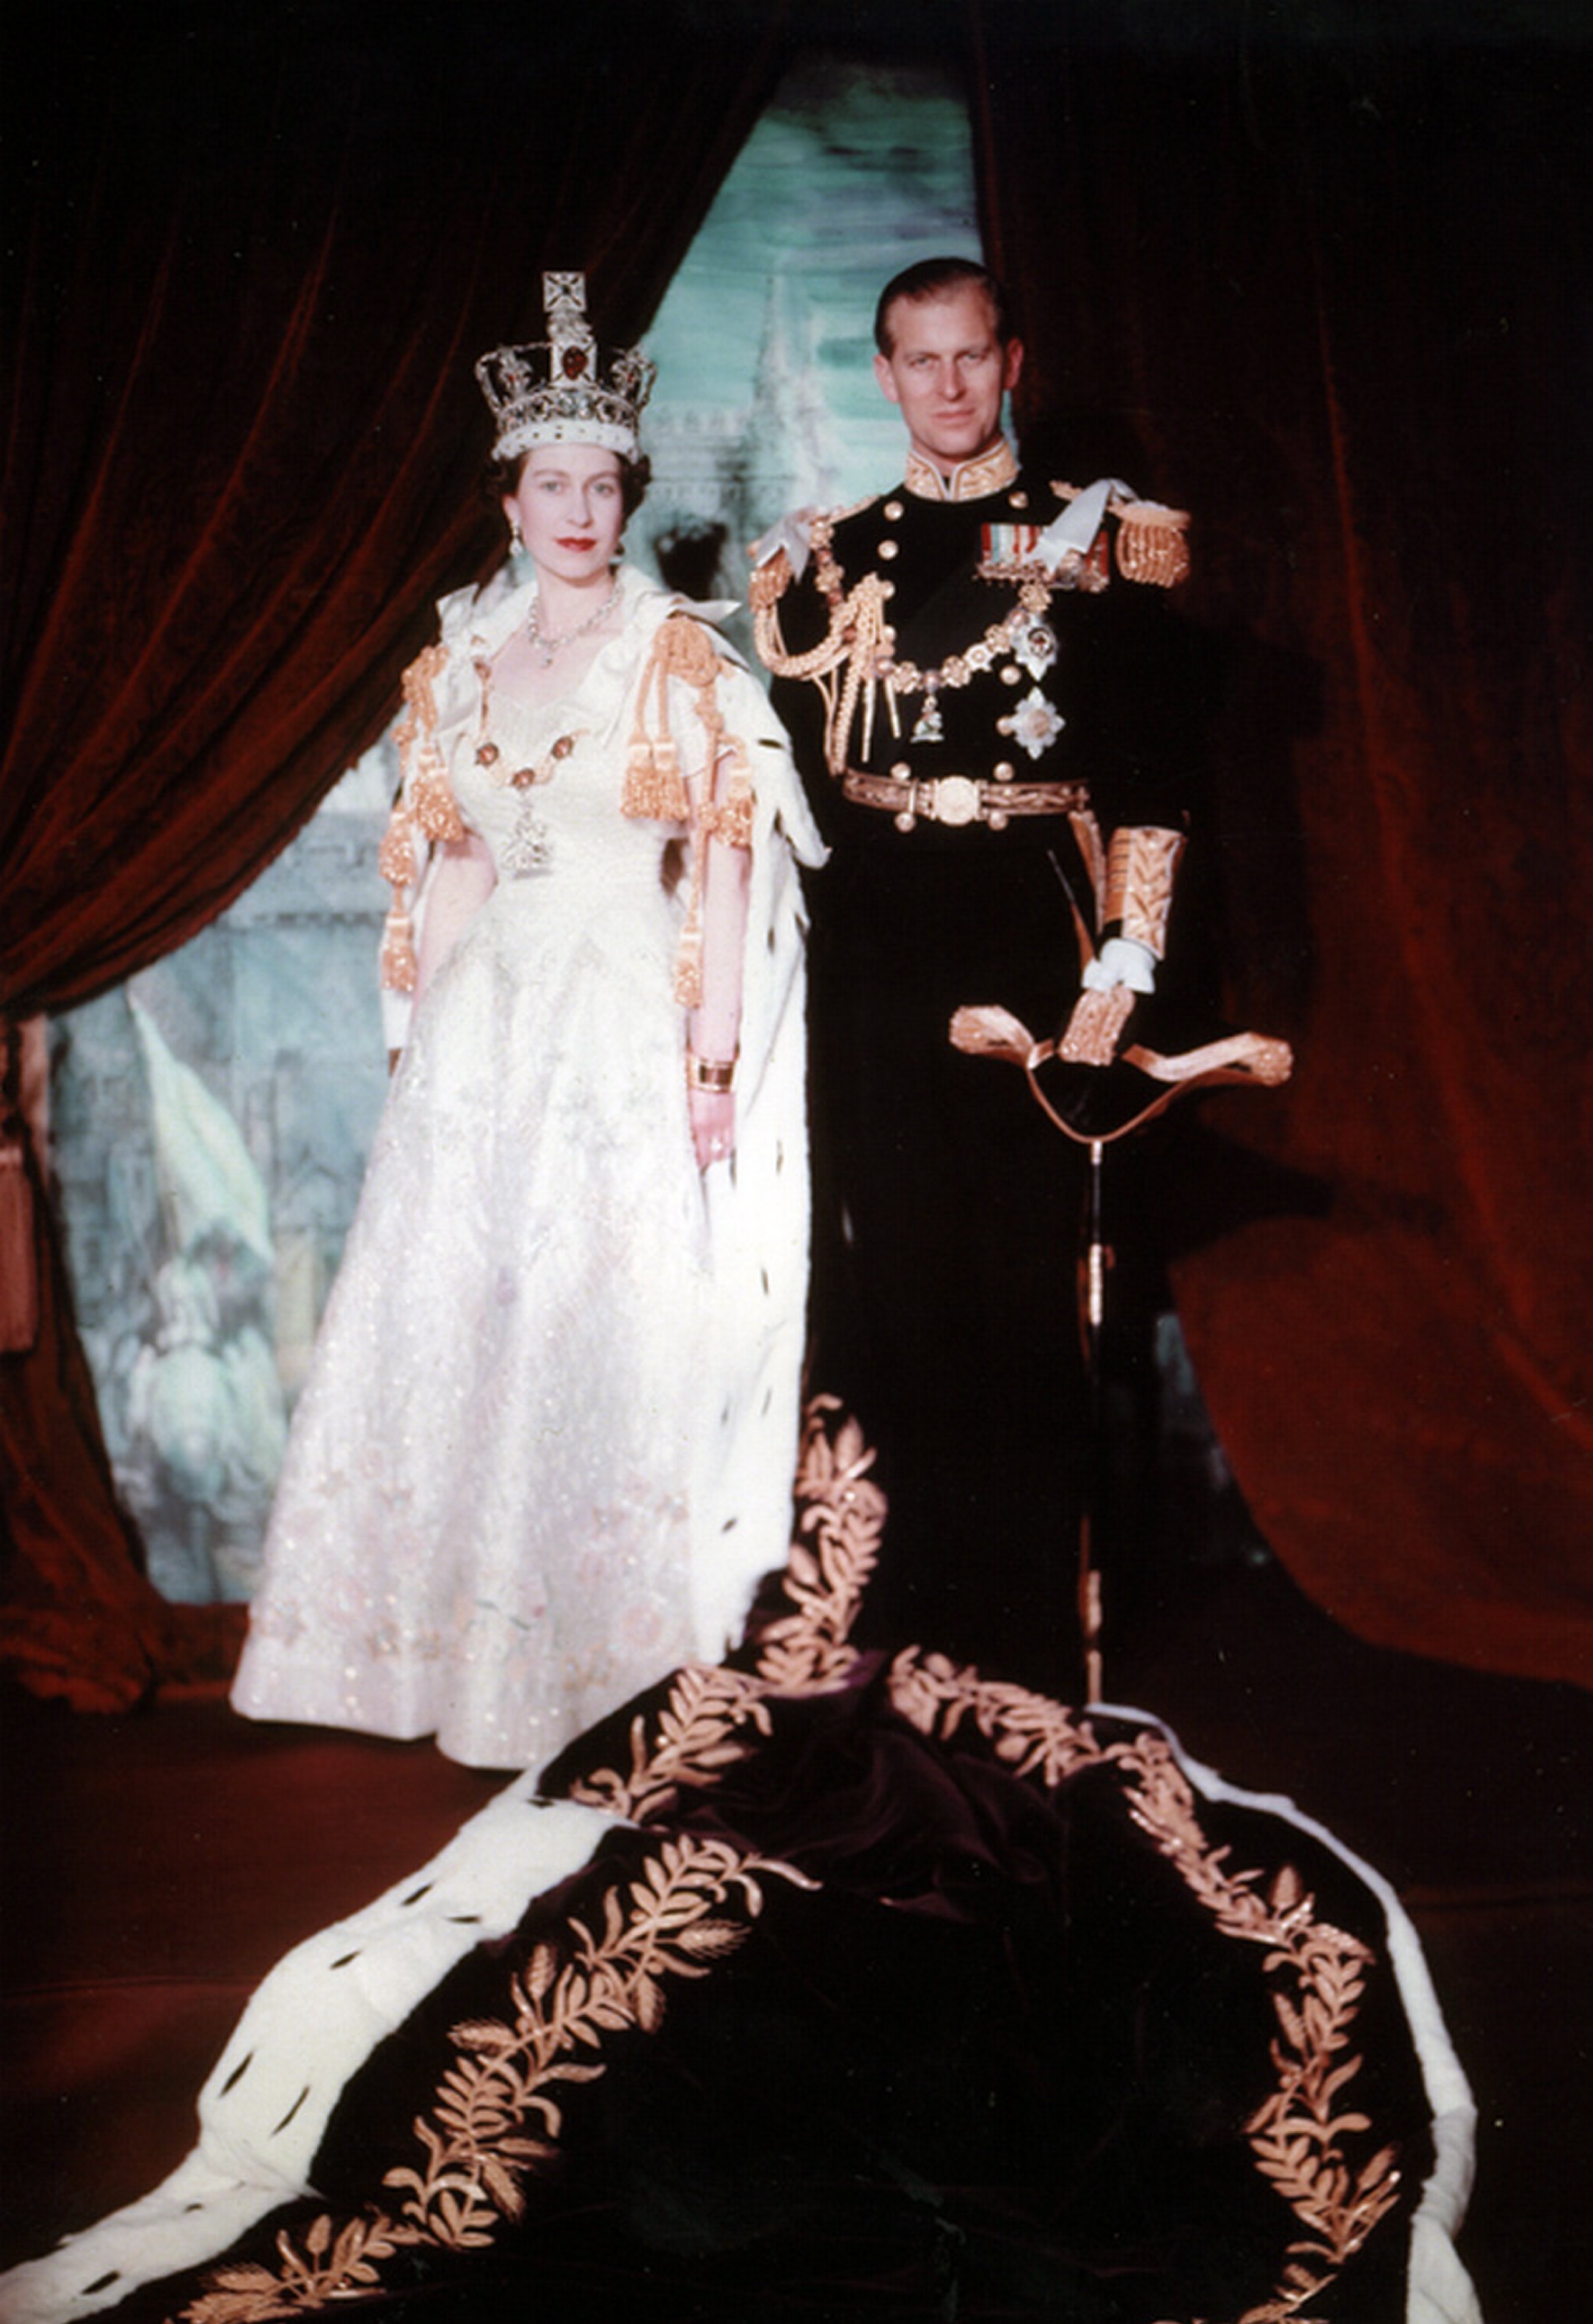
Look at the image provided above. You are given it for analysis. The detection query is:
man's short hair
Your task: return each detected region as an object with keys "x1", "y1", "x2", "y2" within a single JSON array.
[{"x1": 873, "y1": 257, "x2": 1015, "y2": 355}]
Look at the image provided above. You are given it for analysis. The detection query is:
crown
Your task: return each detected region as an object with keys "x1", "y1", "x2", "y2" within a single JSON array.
[{"x1": 475, "y1": 273, "x2": 656, "y2": 464}]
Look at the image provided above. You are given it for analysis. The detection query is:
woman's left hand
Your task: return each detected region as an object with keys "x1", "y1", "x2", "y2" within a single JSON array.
[{"x1": 690, "y1": 1087, "x2": 736, "y2": 1171}]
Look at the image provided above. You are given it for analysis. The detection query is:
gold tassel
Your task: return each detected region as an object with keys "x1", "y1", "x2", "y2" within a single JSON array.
[
  {"x1": 411, "y1": 756, "x2": 465, "y2": 844},
  {"x1": 624, "y1": 616, "x2": 722, "y2": 824},
  {"x1": 703, "y1": 743, "x2": 754, "y2": 850},
  {"x1": 393, "y1": 642, "x2": 465, "y2": 842},
  {"x1": 706, "y1": 789, "x2": 754, "y2": 850},
  {"x1": 673, "y1": 915, "x2": 704, "y2": 1011},
  {"x1": 623, "y1": 736, "x2": 690, "y2": 824},
  {"x1": 377, "y1": 801, "x2": 416, "y2": 889},
  {"x1": 380, "y1": 908, "x2": 417, "y2": 995}
]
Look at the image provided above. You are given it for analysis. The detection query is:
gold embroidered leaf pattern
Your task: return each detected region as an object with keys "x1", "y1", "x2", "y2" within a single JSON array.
[
  {"x1": 183, "y1": 2215, "x2": 405, "y2": 2322},
  {"x1": 885, "y1": 1652, "x2": 1405, "y2": 2323},
  {"x1": 886, "y1": 1653, "x2": 1125, "y2": 1788},
  {"x1": 179, "y1": 1837, "x2": 794, "y2": 2319},
  {"x1": 755, "y1": 1398, "x2": 884, "y2": 1691},
  {"x1": 572, "y1": 1400, "x2": 883, "y2": 1827},
  {"x1": 376, "y1": 1834, "x2": 791, "y2": 2245},
  {"x1": 570, "y1": 1663, "x2": 773, "y2": 1821}
]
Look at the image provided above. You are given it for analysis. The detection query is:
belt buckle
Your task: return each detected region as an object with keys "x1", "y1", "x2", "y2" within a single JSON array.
[{"x1": 929, "y1": 774, "x2": 981, "y2": 827}]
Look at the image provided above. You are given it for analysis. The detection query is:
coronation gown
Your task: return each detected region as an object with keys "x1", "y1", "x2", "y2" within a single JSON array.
[{"x1": 230, "y1": 563, "x2": 823, "y2": 1771}]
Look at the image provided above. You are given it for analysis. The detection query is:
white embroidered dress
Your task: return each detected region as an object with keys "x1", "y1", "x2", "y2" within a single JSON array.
[{"x1": 231, "y1": 566, "x2": 822, "y2": 1769}]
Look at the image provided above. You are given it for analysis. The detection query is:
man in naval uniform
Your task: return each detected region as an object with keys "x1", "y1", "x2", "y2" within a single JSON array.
[{"x1": 753, "y1": 257, "x2": 1197, "y2": 1692}]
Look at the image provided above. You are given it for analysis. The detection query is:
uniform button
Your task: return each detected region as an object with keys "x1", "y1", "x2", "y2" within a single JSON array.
[
  {"x1": 1009, "y1": 490, "x2": 1029, "y2": 509},
  {"x1": 879, "y1": 539, "x2": 899, "y2": 560},
  {"x1": 994, "y1": 761, "x2": 1015, "y2": 781},
  {"x1": 884, "y1": 500, "x2": 904, "y2": 520}
]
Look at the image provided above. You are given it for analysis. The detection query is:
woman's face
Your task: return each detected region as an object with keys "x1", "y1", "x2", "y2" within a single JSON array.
[{"x1": 504, "y1": 443, "x2": 625, "y2": 588}]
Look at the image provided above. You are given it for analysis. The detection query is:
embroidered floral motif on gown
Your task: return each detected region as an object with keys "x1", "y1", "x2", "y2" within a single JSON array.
[{"x1": 231, "y1": 568, "x2": 821, "y2": 1770}]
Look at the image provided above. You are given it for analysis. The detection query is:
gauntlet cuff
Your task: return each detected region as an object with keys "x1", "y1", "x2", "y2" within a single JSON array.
[{"x1": 1105, "y1": 826, "x2": 1185, "y2": 958}]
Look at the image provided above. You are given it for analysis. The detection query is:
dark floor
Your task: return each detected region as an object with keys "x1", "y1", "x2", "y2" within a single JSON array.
[{"x1": 1, "y1": 1503, "x2": 1588, "y2": 2321}]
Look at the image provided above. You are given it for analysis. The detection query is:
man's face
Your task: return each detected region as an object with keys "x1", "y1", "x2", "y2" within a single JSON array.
[{"x1": 873, "y1": 285, "x2": 1023, "y2": 471}]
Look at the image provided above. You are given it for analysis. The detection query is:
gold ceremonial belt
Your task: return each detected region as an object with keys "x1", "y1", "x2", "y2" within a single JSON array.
[{"x1": 842, "y1": 769, "x2": 1089, "y2": 834}]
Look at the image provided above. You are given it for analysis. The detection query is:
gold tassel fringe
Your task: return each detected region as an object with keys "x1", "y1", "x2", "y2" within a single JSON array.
[{"x1": 380, "y1": 908, "x2": 417, "y2": 995}]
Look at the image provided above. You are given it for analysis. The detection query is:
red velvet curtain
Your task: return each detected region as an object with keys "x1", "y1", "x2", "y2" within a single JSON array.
[
  {"x1": 970, "y1": 5, "x2": 1591, "y2": 1685},
  {"x1": 0, "y1": 0, "x2": 790, "y2": 1704},
  {"x1": 7, "y1": 3, "x2": 1588, "y2": 1707}
]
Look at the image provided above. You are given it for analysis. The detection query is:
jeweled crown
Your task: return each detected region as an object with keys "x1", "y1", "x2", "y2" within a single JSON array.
[{"x1": 476, "y1": 273, "x2": 656, "y2": 464}]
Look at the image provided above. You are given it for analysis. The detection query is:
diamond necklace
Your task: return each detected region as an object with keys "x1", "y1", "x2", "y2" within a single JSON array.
[{"x1": 526, "y1": 581, "x2": 621, "y2": 667}]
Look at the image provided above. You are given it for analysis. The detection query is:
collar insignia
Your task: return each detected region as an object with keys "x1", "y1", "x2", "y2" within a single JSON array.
[{"x1": 904, "y1": 439, "x2": 1020, "y2": 503}]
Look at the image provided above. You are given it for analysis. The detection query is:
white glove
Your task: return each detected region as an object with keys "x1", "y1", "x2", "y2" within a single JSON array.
[{"x1": 1081, "y1": 936, "x2": 1157, "y2": 995}]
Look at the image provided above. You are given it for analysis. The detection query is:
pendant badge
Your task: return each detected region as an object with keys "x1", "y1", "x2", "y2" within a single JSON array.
[
  {"x1": 503, "y1": 801, "x2": 552, "y2": 877},
  {"x1": 1015, "y1": 619, "x2": 1058, "y2": 681}
]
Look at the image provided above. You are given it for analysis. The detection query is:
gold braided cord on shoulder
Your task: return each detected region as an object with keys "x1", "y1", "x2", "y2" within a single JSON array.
[
  {"x1": 379, "y1": 642, "x2": 465, "y2": 994},
  {"x1": 395, "y1": 642, "x2": 466, "y2": 842},
  {"x1": 624, "y1": 611, "x2": 711, "y2": 824},
  {"x1": 751, "y1": 544, "x2": 895, "y2": 778}
]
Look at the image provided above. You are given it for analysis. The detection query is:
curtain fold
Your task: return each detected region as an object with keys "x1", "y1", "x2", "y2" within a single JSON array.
[
  {"x1": 0, "y1": 0, "x2": 791, "y2": 1705},
  {"x1": 7, "y1": 3, "x2": 1588, "y2": 1707},
  {"x1": 968, "y1": 4, "x2": 1591, "y2": 1685}
]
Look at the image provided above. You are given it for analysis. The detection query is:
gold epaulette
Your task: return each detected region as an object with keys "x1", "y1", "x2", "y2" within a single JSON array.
[{"x1": 1051, "y1": 482, "x2": 1192, "y2": 588}]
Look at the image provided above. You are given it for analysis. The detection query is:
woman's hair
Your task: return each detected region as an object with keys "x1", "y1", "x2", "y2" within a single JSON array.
[{"x1": 487, "y1": 447, "x2": 651, "y2": 521}]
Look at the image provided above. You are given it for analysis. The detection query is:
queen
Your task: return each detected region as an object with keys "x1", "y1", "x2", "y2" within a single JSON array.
[{"x1": 230, "y1": 274, "x2": 823, "y2": 1771}]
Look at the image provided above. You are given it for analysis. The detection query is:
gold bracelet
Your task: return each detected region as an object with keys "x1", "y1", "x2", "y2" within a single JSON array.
[{"x1": 686, "y1": 1050, "x2": 736, "y2": 1093}]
